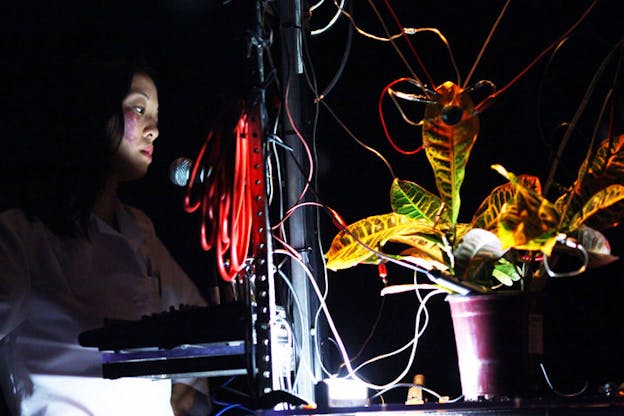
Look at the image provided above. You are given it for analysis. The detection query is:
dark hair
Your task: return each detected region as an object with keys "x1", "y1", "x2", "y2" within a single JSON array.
[{"x1": 4, "y1": 58, "x2": 157, "y2": 237}]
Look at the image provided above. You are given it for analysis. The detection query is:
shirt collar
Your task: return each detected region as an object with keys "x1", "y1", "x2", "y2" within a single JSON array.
[{"x1": 91, "y1": 200, "x2": 149, "y2": 248}]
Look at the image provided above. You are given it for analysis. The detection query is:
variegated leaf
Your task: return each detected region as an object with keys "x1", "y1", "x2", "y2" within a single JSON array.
[
  {"x1": 472, "y1": 174, "x2": 542, "y2": 231},
  {"x1": 492, "y1": 165, "x2": 560, "y2": 255},
  {"x1": 568, "y1": 184, "x2": 624, "y2": 231},
  {"x1": 454, "y1": 223, "x2": 473, "y2": 244},
  {"x1": 555, "y1": 190, "x2": 586, "y2": 230},
  {"x1": 390, "y1": 178, "x2": 450, "y2": 226},
  {"x1": 558, "y1": 135, "x2": 624, "y2": 229},
  {"x1": 391, "y1": 229, "x2": 448, "y2": 269},
  {"x1": 422, "y1": 81, "x2": 479, "y2": 229},
  {"x1": 584, "y1": 199, "x2": 624, "y2": 230},
  {"x1": 497, "y1": 200, "x2": 559, "y2": 255},
  {"x1": 325, "y1": 213, "x2": 438, "y2": 271},
  {"x1": 587, "y1": 134, "x2": 624, "y2": 180}
]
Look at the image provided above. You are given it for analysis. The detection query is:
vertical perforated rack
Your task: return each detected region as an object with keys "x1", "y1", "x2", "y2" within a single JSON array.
[
  {"x1": 245, "y1": 0, "x2": 279, "y2": 397},
  {"x1": 246, "y1": 102, "x2": 278, "y2": 397}
]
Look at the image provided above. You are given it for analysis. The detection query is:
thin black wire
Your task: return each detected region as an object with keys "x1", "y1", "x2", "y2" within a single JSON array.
[
  {"x1": 315, "y1": 0, "x2": 354, "y2": 101},
  {"x1": 543, "y1": 38, "x2": 624, "y2": 197}
]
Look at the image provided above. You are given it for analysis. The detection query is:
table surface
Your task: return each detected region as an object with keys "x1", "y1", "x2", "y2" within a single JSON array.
[{"x1": 257, "y1": 396, "x2": 624, "y2": 416}]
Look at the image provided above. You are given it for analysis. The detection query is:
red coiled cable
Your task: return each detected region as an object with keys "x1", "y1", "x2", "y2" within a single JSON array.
[{"x1": 183, "y1": 112, "x2": 253, "y2": 282}]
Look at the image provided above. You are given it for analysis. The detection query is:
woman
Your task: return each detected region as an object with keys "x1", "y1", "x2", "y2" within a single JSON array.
[{"x1": 0, "y1": 61, "x2": 210, "y2": 415}]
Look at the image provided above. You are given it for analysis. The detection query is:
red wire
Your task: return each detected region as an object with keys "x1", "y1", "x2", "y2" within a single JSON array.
[
  {"x1": 475, "y1": 0, "x2": 598, "y2": 114},
  {"x1": 383, "y1": 0, "x2": 435, "y2": 88},
  {"x1": 183, "y1": 130, "x2": 212, "y2": 214},
  {"x1": 183, "y1": 113, "x2": 254, "y2": 282},
  {"x1": 379, "y1": 77, "x2": 424, "y2": 155}
]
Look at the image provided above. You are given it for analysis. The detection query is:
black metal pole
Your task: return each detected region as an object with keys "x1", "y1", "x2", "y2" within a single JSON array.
[{"x1": 277, "y1": 0, "x2": 324, "y2": 401}]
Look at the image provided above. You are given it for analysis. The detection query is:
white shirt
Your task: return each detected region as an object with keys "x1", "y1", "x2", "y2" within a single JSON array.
[{"x1": 0, "y1": 202, "x2": 206, "y2": 415}]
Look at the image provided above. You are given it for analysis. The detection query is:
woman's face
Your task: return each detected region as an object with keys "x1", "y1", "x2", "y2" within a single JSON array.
[{"x1": 113, "y1": 72, "x2": 159, "y2": 181}]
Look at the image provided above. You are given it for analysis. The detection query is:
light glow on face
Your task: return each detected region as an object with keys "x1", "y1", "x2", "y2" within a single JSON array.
[{"x1": 122, "y1": 109, "x2": 141, "y2": 143}]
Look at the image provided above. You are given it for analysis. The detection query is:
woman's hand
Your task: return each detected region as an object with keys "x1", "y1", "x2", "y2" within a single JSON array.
[{"x1": 171, "y1": 382, "x2": 212, "y2": 416}]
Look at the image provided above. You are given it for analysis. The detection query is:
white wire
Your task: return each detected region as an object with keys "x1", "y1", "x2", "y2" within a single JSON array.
[
  {"x1": 310, "y1": 213, "x2": 332, "y2": 378},
  {"x1": 276, "y1": 314, "x2": 295, "y2": 392},
  {"x1": 380, "y1": 284, "x2": 441, "y2": 296},
  {"x1": 369, "y1": 382, "x2": 442, "y2": 401},
  {"x1": 270, "y1": 138, "x2": 287, "y2": 240},
  {"x1": 309, "y1": 0, "x2": 326, "y2": 12},
  {"x1": 266, "y1": 145, "x2": 274, "y2": 204},
  {"x1": 312, "y1": 265, "x2": 333, "y2": 379},
  {"x1": 276, "y1": 249, "x2": 341, "y2": 381},
  {"x1": 543, "y1": 236, "x2": 589, "y2": 278},
  {"x1": 311, "y1": 0, "x2": 346, "y2": 36},
  {"x1": 277, "y1": 268, "x2": 320, "y2": 385},
  {"x1": 275, "y1": 248, "x2": 447, "y2": 391},
  {"x1": 539, "y1": 362, "x2": 589, "y2": 397},
  {"x1": 352, "y1": 286, "x2": 444, "y2": 374}
]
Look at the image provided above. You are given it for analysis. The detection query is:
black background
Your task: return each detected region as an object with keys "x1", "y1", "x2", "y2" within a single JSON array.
[{"x1": 2, "y1": 0, "x2": 623, "y2": 403}]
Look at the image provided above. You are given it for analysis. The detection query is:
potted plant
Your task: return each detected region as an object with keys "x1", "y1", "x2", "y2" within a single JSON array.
[{"x1": 323, "y1": 85, "x2": 624, "y2": 400}]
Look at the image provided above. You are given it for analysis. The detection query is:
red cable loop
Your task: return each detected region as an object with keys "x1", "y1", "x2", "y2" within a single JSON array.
[
  {"x1": 379, "y1": 77, "x2": 424, "y2": 155},
  {"x1": 183, "y1": 111, "x2": 255, "y2": 282}
]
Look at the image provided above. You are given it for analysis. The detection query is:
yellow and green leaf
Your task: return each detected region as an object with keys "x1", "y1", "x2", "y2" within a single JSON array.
[
  {"x1": 392, "y1": 231, "x2": 448, "y2": 270},
  {"x1": 472, "y1": 174, "x2": 542, "y2": 231},
  {"x1": 422, "y1": 81, "x2": 479, "y2": 229},
  {"x1": 566, "y1": 184, "x2": 624, "y2": 231},
  {"x1": 325, "y1": 213, "x2": 441, "y2": 271},
  {"x1": 492, "y1": 165, "x2": 560, "y2": 255},
  {"x1": 390, "y1": 178, "x2": 450, "y2": 227},
  {"x1": 492, "y1": 258, "x2": 521, "y2": 286},
  {"x1": 558, "y1": 135, "x2": 624, "y2": 230}
]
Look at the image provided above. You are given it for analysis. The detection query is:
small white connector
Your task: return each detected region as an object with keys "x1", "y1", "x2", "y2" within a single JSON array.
[{"x1": 406, "y1": 374, "x2": 425, "y2": 405}]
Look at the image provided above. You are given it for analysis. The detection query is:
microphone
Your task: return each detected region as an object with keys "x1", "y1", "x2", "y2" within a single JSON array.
[{"x1": 169, "y1": 157, "x2": 212, "y2": 186}]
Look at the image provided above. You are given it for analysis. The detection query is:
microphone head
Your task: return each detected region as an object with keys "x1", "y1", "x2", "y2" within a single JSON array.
[{"x1": 169, "y1": 157, "x2": 193, "y2": 186}]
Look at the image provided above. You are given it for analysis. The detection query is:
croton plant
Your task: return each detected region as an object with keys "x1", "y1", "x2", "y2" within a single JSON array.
[{"x1": 325, "y1": 90, "x2": 624, "y2": 292}]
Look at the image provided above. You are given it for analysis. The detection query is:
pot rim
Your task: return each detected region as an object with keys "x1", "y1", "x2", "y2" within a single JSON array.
[{"x1": 445, "y1": 290, "x2": 526, "y2": 303}]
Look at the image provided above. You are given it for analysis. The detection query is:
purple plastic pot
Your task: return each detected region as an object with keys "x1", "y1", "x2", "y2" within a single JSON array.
[{"x1": 447, "y1": 291, "x2": 543, "y2": 401}]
